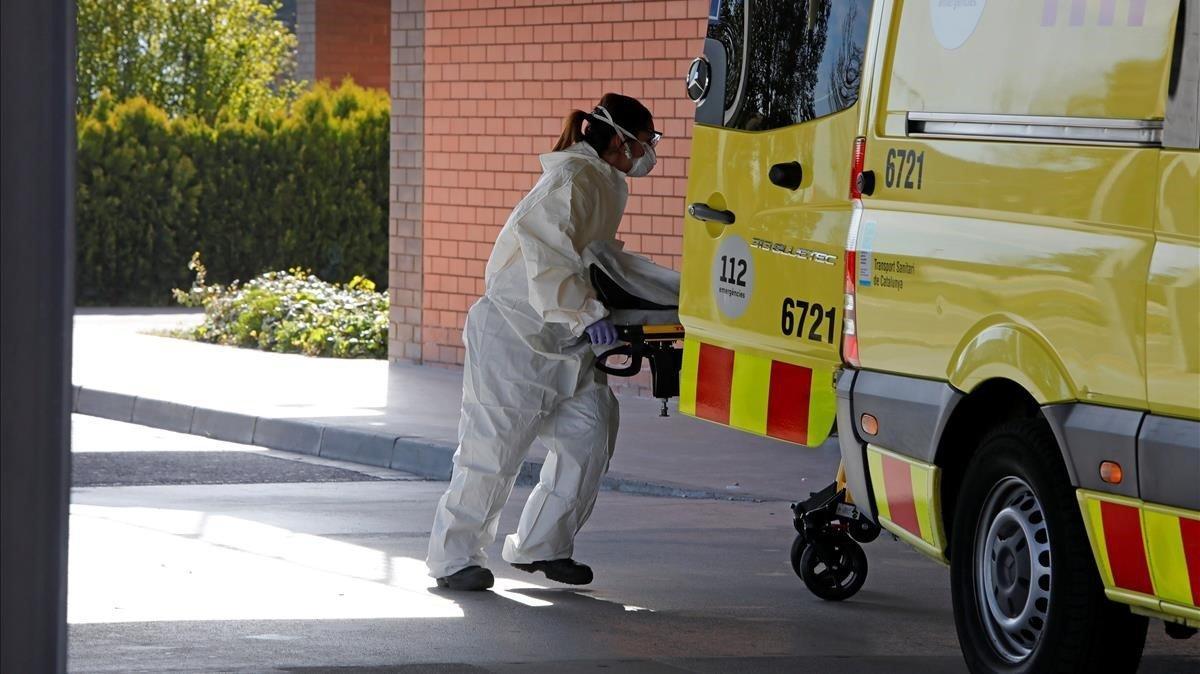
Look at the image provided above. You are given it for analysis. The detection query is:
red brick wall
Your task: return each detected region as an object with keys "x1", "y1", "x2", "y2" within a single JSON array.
[
  {"x1": 317, "y1": 0, "x2": 392, "y2": 90},
  {"x1": 419, "y1": 0, "x2": 709, "y2": 365}
]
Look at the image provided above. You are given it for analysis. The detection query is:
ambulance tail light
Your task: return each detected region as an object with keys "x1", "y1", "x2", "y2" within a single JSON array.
[
  {"x1": 849, "y1": 136, "x2": 867, "y2": 199},
  {"x1": 842, "y1": 200, "x2": 863, "y2": 368},
  {"x1": 843, "y1": 136, "x2": 867, "y2": 366}
]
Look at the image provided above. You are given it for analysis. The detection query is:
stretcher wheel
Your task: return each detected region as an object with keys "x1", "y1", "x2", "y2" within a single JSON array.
[
  {"x1": 791, "y1": 535, "x2": 868, "y2": 601},
  {"x1": 849, "y1": 517, "x2": 881, "y2": 544}
]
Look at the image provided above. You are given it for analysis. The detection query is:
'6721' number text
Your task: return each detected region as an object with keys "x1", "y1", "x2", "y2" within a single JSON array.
[{"x1": 781, "y1": 298, "x2": 836, "y2": 344}]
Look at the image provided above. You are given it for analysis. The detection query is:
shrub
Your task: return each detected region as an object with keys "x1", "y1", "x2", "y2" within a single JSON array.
[
  {"x1": 174, "y1": 253, "x2": 387, "y2": 359},
  {"x1": 76, "y1": 81, "x2": 388, "y2": 306}
]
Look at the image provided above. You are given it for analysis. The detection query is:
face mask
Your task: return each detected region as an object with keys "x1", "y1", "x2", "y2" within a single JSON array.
[
  {"x1": 592, "y1": 106, "x2": 657, "y2": 178},
  {"x1": 624, "y1": 142, "x2": 657, "y2": 178}
]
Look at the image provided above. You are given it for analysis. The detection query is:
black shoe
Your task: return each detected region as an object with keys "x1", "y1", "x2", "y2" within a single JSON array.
[
  {"x1": 512, "y1": 559, "x2": 593, "y2": 585},
  {"x1": 436, "y1": 565, "x2": 494, "y2": 591}
]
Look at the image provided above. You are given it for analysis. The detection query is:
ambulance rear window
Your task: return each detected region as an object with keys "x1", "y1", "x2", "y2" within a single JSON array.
[{"x1": 709, "y1": 0, "x2": 872, "y2": 131}]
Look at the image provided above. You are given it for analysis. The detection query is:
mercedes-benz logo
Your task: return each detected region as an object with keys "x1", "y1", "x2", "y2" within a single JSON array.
[{"x1": 685, "y1": 57, "x2": 711, "y2": 104}]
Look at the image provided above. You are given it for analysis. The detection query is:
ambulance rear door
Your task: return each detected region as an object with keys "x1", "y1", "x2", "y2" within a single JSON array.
[{"x1": 678, "y1": 0, "x2": 880, "y2": 446}]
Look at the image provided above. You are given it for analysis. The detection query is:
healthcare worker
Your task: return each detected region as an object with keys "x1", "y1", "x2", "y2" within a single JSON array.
[{"x1": 427, "y1": 94, "x2": 661, "y2": 591}]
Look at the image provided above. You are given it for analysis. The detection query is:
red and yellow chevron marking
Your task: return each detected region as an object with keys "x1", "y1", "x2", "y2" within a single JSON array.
[
  {"x1": 677, "y1": 338, "x2": 836, "y2": 446},
  {"x1": 1079, "y1": 490, "x2": 1200, "y2": 626},
  {"x1": 866, "y1": 445, "x2": 946, "y2": 562}
]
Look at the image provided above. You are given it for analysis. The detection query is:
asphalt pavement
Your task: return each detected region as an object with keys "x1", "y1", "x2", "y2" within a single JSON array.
[{"x1": 67, "y1": 417, "x2": 1198, "y2": 673}]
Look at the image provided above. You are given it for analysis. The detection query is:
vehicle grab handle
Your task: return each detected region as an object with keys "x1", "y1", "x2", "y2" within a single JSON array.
[{"x1": 688, "y1": 203, "x2": 735, "y2": 225}]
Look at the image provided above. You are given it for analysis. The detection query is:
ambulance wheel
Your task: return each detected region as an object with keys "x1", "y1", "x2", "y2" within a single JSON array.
[
  {"x1": 791, "y1": 535, "x2": 867, "y2": 601},
  {"x1": 950, "y1": 420, "x2": 1147, "y2": 674}
]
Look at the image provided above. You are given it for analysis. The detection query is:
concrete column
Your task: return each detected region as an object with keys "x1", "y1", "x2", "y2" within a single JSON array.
[
  {"x1": 388, "y1": 0, "x2": 425, "y2": 363},
  {"x1": 296, "y1": 0, "x2": 316, "y2": 84}
]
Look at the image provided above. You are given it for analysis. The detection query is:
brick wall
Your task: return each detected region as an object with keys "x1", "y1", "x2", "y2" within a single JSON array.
[
  {"x1": 389, "y1": 0, "x2": 426, "y2": 363},
  {"x1": 316, "y1": 0, "x2": 392, "y2": 90},
  {"x1": 413, "y1": 0, "x2": 709, "y2": 365}
]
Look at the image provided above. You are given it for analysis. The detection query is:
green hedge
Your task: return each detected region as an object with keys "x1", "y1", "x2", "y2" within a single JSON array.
[{"x1": 76, "y1": 81, "x2": 389, "y2": 306}]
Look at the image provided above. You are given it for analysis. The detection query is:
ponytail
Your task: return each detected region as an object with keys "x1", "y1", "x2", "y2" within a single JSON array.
[
  {"x1": 551, "y1": 94, "x2": 653, "y2": 154},
  {"x1": 552, "y1": 110, "x2": 590, "y2": 151}
]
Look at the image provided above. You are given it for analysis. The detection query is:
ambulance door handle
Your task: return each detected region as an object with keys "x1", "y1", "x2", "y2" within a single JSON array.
[{"x1": 688, "y1": 203, "x2": 735, "y2": 225}]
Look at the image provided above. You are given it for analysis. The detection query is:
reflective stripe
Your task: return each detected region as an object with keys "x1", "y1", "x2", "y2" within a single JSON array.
[
  {"x1": 679, "y1": 337, "x2": 828, "y2": 446},
  {"x1": 867, "y1": 449, "x2": 892, "y2": 522},
  {"x1": 1079, "y1": 0, "x2": 1150, "y2": 28},
  {"x1": 1144, "y1": 507, "x2": 1198, "y2": 608},
  {"x1": 729, "y1": 350, "x2": 770, "y2": 435},
  {"x1": 806, "y1": 370, "x2": 835, "y2": 446},
  {"x1": 882, "y1": 453, "x2": 921, "y2": 536},
  {"x1": 866, "y1": 446, "x2": 945, "y2": 562},
  {"x1": 1128, "y1": 0, "x2": 1147, "y2": 26},
  {"x1": 695, "y1": 343, "x2": 734, "y2": 424},
  {"x1": 1082, "y1": 495, "x2": 1117, "y2": 587},
  {"x1": 1181, "y1": 517, "x2": 1200, "y2": 607},
  {"x1": 678, "y1": 339, "x2": 700, "y2": 416},
  {"x1": 766, "y1": 360, "x2": 811, "y2": 443},
  {"x1": 1078, "y1": 491, "x2": 1200, "y2": 615},
  {"x1": 911, "y1": 459, "x2": 937, "y2": 546},
  {"x1": 1101, "y1": 500, "x2": 1156, "y2": 596}
]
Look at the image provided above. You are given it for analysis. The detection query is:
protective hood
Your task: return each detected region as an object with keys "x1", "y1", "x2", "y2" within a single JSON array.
[{"x1": 538, "y1": 142, "x2": 629, "y2": 196}]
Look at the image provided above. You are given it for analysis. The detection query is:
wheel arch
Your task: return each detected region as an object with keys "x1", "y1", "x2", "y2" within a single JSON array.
[
  {"x1": 935, "y1": 377, "x2": 1063, "y2": 557},
  {"x1": 947, "y1": 320, "x2": 1077, "y2": 405}
]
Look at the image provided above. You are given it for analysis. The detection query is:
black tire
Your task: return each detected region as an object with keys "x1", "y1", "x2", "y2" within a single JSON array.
[
  {"x1": 792, "y1": 535, "x2": 868, "y2": 601},
  {"x1": 950, "y1": 420, "x2": 1147, "y2": 673},
  {"x1": 790, "y1": 534, "x2": 806, "y2": 578}
]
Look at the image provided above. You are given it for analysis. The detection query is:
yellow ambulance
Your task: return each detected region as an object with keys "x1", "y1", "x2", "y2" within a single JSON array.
[{"x1": 679, "y1": 0, "x2": 1198, "y2": 670}]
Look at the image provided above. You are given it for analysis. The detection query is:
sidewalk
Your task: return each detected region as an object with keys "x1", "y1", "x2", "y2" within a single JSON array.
[{"x1": 72, "y1": 310, "x2": 841, "y2": 502}]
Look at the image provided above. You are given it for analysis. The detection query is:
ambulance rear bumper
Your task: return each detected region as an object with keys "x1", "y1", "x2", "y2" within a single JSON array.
[{"x1": 835, "y1": 369, "x2": 878, "y2": 523}]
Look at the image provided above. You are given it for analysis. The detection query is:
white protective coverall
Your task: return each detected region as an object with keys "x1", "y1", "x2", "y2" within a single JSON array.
[{"x1": 426, "y1": 141, "x2": 631, "y2": 578}]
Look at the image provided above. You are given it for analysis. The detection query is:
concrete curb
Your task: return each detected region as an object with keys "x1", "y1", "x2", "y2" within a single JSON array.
[
  {"x1": 72, "y1": 386, "x2": 778, "y2": 502},
  {"x1": 191, "y1": 408, "x2": 257, "y2": 444},
  {"x1": 77, "y1": 387, "x2": 136, "y2": 422},
  {"x1": 253, "y1": 417, "x2": 324, "y2": 456},
  {"x1": 132, "y1": 398, "x2": 194, "y2": 434}
]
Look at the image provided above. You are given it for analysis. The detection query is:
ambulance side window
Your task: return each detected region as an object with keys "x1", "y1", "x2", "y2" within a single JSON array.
[
  {"x1": 707, "y1": 0, "x2": 746, "y2": 118},
  {"x1": 717, "y1": 0, "x2": 872, "y2": 132}
]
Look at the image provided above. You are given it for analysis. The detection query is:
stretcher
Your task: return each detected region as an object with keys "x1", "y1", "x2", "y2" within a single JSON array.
[
  {"x1": 788, "y1": 477, "x2": 879, "y2": 600},
  {"x1": 586, "y1": 245, "x2": 878, "y2": 600},
  {"x1": 587, "y1": 261, "x2": 684, "y2": 416}
]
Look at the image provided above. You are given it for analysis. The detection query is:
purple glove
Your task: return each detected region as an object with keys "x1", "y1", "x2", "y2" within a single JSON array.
[{"x1": 585, "y1": 317, "x2": 618, "y2": 345}]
